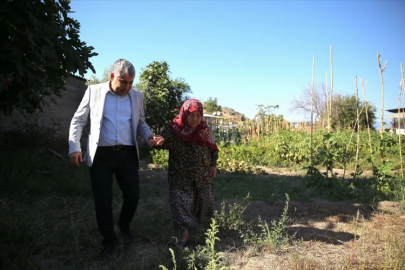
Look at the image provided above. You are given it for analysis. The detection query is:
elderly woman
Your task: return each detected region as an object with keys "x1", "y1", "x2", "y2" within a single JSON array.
[{"x1": 153, "y1": 99, "x2": 219, "y2": 249}]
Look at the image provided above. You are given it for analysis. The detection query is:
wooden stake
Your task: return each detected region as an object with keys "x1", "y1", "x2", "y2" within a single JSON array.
[
  {"x1": 377, "y1": 53, "x2": 387, "y2": 161},
  {"x1": 330, "y1": 46, "x2": 334, "y2": 132},
  {"x1": 326, "y1": 71, "x2": 329, "y2": 132},
  {"x1": 354, "y1": 75, "x2": 360, "y2": 179},
  {"x1": 311, "y1": 53, "x2": 315, "y2": 165},
  {"x1": 399, "y1": 63, "x2": 405, "y2": 178},
  {"x1": 361, "y1": 79, "x2": 373, "y2": 158},
  {"x1": 343, "y1": 104, "x2": 366, "y2": 178}
]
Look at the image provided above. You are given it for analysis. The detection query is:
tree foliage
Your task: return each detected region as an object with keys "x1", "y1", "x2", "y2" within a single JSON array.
[
  {"x1": 204, "y1": 97, "x2": 222, "y2": 114},
  {"x1": 332, "y1": 95, "x2": 376, "y2": 130},
  {"x1": 86, "y1": 65, "x2": 112, "y2": 85},
  {"x1": 0, "y1": 0, "x2": 97, "y2": 115},
  {"x1": 136, "y1": 61, "x2": 191, "y2": 133},
  {"x1": 256, "y1": 104, "x2": 280, "y2": 120},
  {"x1": 171, "y1": 77, "x2": 192, "y2": 108},
  {"x1": 290, "y1": 84, "x2": 377, "y2": 130}
]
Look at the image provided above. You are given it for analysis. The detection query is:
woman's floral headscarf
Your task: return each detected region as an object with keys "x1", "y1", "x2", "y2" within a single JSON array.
[{"x1": 170, "y1": 99, "x2": 218, "y2": 151}]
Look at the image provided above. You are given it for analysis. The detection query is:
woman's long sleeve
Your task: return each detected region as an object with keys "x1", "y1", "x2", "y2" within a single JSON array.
[{"x1": 210, "y1": 149, "x2": 219, "y2": 167}]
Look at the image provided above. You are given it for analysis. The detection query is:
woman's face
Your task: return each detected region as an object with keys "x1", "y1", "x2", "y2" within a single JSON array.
[{"x1": 187, "y1": 111, "x2": 202, "y2": 128}]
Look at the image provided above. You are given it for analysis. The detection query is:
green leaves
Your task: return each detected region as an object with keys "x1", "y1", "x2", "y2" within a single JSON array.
[
  {"x1": 136, "y1": 61, "x2": 191, "y2": 133},
  {"x1": 204, "y1": 97, "x2": 222, "y2": 114},
  {"x1": 332, "y1": 94, "x2": 377, "y2": 130},
  {"x1": 0, "y1": 0, "x2": 97, "y2": 115}
]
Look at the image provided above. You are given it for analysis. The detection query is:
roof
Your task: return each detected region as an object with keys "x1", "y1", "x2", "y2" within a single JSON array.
[
  {"x1": 386, "y1": 108, "x2": 405, "y2": 113},
  {"x1": 203, "y1": 114, "x2": 223, "y2": 119}
]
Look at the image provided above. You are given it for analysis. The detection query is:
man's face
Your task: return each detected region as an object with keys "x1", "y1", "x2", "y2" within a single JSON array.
[{"x1": 110, "y1": 72, "x2": 135, "y2": 96}]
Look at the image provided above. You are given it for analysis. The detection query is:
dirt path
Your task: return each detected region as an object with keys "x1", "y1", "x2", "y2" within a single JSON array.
[{"x1": 256, "y1": 165, "x2": 375, "y2": 178}]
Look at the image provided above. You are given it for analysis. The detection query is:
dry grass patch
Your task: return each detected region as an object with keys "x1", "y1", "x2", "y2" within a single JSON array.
[{"x1": 223, "y1": 200, "x2": 405, "y2": 270}]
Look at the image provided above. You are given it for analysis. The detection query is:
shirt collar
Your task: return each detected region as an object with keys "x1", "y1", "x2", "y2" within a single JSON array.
[{"x1": 108, "y1": 81, "x2": 130, "y2": 97}]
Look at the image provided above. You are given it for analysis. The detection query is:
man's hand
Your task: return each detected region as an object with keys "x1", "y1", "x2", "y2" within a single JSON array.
[
  {"x1": 210, "y1": 166, "x2": 217, "y2": 179},
  {"x1": 148, "y1": 134, "x2": 165, "y2": 147},
  {"x1": 69, "y1": 152, "x2": 83, "y2": 167}
]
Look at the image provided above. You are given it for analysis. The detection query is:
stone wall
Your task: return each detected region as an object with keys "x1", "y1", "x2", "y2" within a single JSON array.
[{"x1": 0, "y1": 75, "x2": 88, "y2": 140}]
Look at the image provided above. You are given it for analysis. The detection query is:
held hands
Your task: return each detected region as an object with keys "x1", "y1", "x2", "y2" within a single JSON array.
[
  {"x1": 69, "y1": 152, "x2": 83, "y2": 167},
  {"x1": 148, "y1": 134, "x2": 165, "y2": 147},
  {"x1": 210, "y1": 166, "x2": 217, "y2": 179}
]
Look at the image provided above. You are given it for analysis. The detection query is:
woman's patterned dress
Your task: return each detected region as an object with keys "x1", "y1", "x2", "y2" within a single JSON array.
[{"x1": 156, "y1": 126, "x2": 219, "y2": 231}]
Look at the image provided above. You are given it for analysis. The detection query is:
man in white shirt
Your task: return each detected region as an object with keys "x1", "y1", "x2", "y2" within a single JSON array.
[{"x1": 68, "y1": 59, "x2": 164, "y2": 261}]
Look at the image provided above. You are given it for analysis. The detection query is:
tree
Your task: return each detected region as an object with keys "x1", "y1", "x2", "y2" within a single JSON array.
[
  {"x1": 136, "y1": 61, "x2": 192, "y2": 133},
  {"x1": 291, "y1": 84, "x2": 377, "y2": 130},
  {"x1": 171, "y1": 77, "x2": 192, "y2": 108},
  {"x1": 204, "y1": 97, "x2": 222, "y2": 114},
  {"x1": 332, "y1": 95, "x2": 376, "y2": 130},
  {"x1": 0, "y1": 0, "x2": 97, "y2": 115},
  {"x1": 86, "y1": 65, "x2": 112, "y2": 85},
  {"x1": 290, "y1": 83, "x2": 329, "y2": 125},
  {"x1": 255, "y1": 104, "x2": 279, "y2": 120},
  {"x1": 255, "y1": 104, "x2": 283, "y2": 133}
]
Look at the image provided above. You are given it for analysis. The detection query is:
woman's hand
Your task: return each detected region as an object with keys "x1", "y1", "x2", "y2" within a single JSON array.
[
  {"x1": 148, "y1": 134, "x2": 165, "y2": 147},
  {"x1": 210, "y1": 166, "x2": 217, "y2": 179}
]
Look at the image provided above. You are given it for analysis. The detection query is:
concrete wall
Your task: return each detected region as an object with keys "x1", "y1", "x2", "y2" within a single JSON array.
[{"x1": 0, "y1": 76, "x2": 88, "y2": 140}]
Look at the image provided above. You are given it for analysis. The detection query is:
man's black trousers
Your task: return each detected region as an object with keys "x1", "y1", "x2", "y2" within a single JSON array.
[{"x1": 89, "y1": 146, "x2": 139, "y2": 246}]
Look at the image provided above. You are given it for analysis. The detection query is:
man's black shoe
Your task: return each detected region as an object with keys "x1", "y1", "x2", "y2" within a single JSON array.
[
  {"x1": 100, "y1": 242, "x2": 116, "y2": 262},
  {"x1": 118, "y1": 223, "x2": 133, "y2": 243}
]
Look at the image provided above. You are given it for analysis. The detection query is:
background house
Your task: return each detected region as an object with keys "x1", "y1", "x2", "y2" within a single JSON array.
[{"x1": 386, "y1": 108, "x2": 405, "y2": 134}]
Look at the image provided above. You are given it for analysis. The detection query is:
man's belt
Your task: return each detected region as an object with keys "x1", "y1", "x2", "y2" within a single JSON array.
[{"x1": 100, "y1": 145, "x2": 134, "y2": 150}]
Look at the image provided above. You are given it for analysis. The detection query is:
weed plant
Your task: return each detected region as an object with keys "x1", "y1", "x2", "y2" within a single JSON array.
[
  {"x1": 240, "y1": 194, "x2": 291, "y2": 252},
  {"x1": 160, "y1": 219, "x2": 226, "y2": 270},
  {"x1": 214, "y1": 194, "x2": 250, "y2": 231}
]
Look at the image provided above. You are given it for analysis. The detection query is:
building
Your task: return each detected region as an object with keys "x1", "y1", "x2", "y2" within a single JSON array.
[
  {"x1": 386, "y1": 108, "x2": 405, "y2": 134},
  {"x1": 203, "y1": 114, "x2": 223, "y2": 131}
]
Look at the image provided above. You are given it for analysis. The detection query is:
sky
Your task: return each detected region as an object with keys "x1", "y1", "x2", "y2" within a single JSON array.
[{"x1": 70, "y1": 0, "x2": 405, "y2": 126}]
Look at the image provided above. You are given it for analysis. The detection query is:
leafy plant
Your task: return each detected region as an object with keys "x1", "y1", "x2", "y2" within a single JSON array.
[
  {"x1": 214, "y1": 194, "x2": 250, "y2": 230},
  {"x1": 240, "y1": 194, "x2": 291, "y2": 252},
  {"x1": 161, "y1": 218, "x2": 226, "y2": 270},
  {"x1": 159, "y1": 248, "x2": 178, "y2": 270},
  {"x1": 373, "y1": 160, "x2": 395, "y2": 195},
  {"x1": 151, "y1": 149, "x2": 169, "y2": 168},
  {"x1": 191, "y1": 219, "x2": 226, "y2": 270}
]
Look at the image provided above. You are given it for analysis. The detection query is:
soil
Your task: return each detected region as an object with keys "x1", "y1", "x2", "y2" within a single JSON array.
[
  {"x1": 31, "y1": 160, "x2": 404, "y2": 269},
  {"x1": 139, "y1": 161, "x2": 405, "y2": 269},
  {"x1": 256, "y1": 165, "x2": 376, "y2": 178}
]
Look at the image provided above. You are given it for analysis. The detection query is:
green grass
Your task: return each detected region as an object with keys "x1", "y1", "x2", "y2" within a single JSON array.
[
  {"x1": 214, "y1": 176, "x2": 309, "y2": 202},
  {"x1": 0, "y1": 147, "x2": 91, "y2": 198},
  {"x1": 2, "y1": 130, "x2": 405, "y2": 269},
  {"x1": 0, "y1": 133, "x2": 175, "y2": 269}
]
